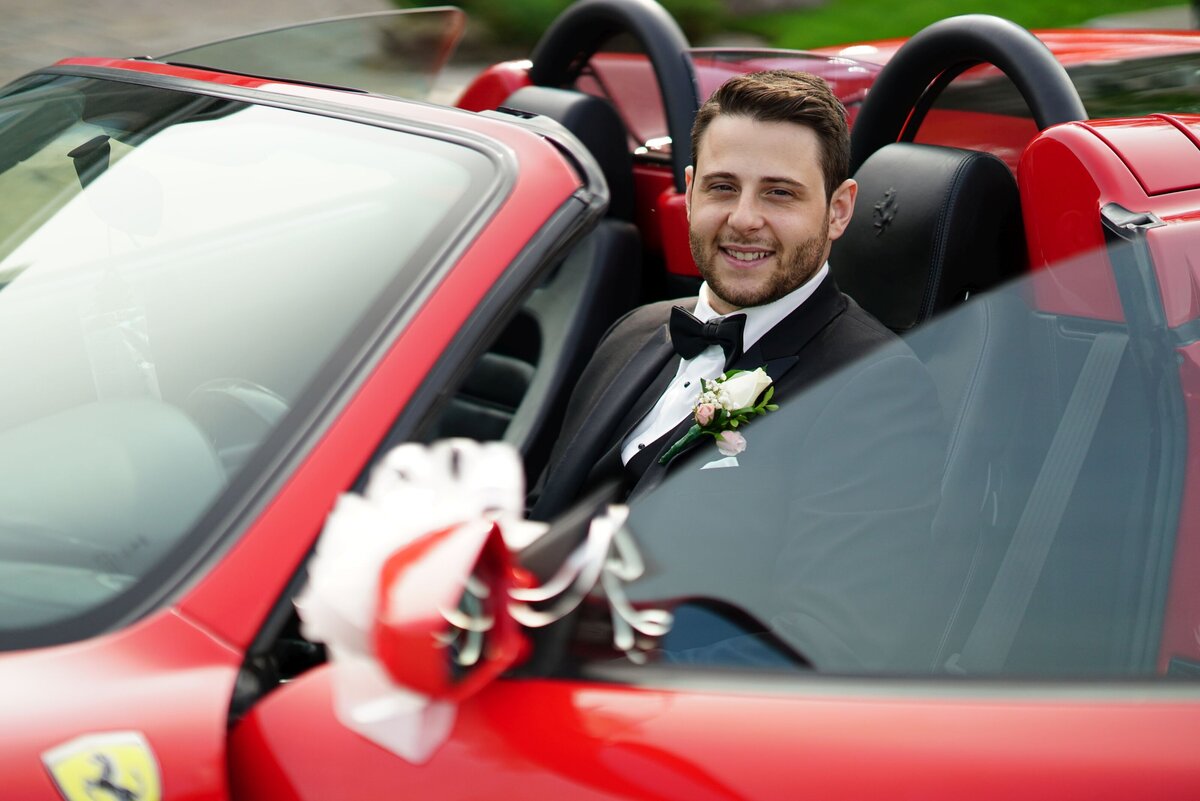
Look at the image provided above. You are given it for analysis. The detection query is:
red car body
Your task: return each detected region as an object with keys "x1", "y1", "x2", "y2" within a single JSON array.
[{"x1": 2, "y1": 3, "x2": 1199, "y2": 799}]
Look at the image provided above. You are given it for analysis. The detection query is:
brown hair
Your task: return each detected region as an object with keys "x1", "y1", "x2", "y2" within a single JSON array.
[{"x1": 690, "y1": 69, "x2": 850, "y2": 203}]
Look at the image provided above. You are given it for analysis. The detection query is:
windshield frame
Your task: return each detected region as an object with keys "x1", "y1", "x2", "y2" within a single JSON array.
[{"x1": 158, "y1": 7, "x2": 469, "y2": 100}]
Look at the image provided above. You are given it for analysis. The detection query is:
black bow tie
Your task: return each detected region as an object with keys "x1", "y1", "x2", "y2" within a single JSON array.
[{"x1": 669, "y1": 306, "x2": 746, "y2": 366}]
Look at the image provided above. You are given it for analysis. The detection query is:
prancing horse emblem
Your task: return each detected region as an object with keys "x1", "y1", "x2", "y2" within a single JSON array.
[
  {"x1": 42, "y1": 731, "x2": 161, "y2": 801},
  {"x1": 873, "y1": 187, "x2": 898, "y2": 236}
]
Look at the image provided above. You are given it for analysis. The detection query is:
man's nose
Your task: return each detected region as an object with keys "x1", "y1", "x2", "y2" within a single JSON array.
[{"x1": 727, "y1": 193, "x2": 763, "y2": 233}]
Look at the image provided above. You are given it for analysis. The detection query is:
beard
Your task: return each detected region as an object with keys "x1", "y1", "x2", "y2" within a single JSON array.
[{"x1": 690, "y1": 224, "x2": 828, "y2": 310}]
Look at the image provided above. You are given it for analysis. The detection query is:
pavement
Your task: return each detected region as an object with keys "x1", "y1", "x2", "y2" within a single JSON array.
[
  {"x1": 0, "y1": 0, "x2": 393, "y2": 85},
  {"x1": 0, "y1": 1, "x2": 1195, "y2": 88}
]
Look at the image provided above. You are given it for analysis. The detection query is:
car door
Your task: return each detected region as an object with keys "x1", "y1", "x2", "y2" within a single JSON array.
[{"x1": 227, "y1": 233, "x2": 1200, "y2": 799}]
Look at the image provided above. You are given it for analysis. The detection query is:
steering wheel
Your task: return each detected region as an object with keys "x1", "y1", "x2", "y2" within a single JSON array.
[
  {"x1": 528, "y1": 0, "x2": 700, "y2": 193},
  {"x1": 849, "y1": 14, "x2": 1087, "y2": 173}
]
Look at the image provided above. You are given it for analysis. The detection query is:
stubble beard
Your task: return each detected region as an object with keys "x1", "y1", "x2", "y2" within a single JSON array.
[{"x1": 690, "y1": 224, "x2": 829, "y2": 311}]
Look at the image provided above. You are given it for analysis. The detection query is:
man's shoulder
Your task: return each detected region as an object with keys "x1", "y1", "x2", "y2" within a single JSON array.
[
  {"x1": 816, "y1": 291, "x2": 909, "y2": 359},
  {"x1": 590, "y1": 296, "x2": 689, "y2": 357},
  {"x1": 608, "y1": 297, "x2": 689, "y2": 339},
  {"x1": 780, "y1": 289, "x2": 931, "y2": 397},
  {"x1": 571, "y1": 297, "x2": 683, "y2": 393}
]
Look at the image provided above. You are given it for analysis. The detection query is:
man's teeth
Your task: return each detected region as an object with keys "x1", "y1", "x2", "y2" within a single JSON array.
[{"x1": 726, "y1": 249, "x2": 770, "y2": 261}]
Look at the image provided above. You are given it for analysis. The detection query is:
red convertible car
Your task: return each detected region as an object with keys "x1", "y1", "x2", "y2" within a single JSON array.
[{"x1": 1, "y1": 0, "x2": 1199, "y2": 798}]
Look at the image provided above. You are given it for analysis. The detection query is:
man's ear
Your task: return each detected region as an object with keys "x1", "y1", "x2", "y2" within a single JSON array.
[
  {"x1": 826, "y1": 178, "x2": 857, "y2": 242},
  {"x1": 684, "y1": 165, "x2": 695, "y2": 221}
]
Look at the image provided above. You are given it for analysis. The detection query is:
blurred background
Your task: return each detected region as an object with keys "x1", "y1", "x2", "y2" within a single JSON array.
[{"x1": 0, "y1": 0, "x2": 1194, "y2": 87}]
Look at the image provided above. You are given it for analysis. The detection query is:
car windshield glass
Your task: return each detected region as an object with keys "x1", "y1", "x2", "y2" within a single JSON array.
[
  {"x1": 162, "y1": 8, "x2": 467, "y2": 104},
  {"x1": 0, "y1": 75, "x2": 494, "y2": 645},
  {"x1": 587, "y1": 240, "x2": 1194, "y2": 680}
]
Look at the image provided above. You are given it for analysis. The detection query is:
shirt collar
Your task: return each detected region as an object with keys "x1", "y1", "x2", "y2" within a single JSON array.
[{"x1": 694, "y1": 262, "x2": 830, "y2": 351}]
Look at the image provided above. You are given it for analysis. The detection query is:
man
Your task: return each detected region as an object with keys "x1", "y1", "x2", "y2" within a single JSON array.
[{"x1": 531, "y1": 71, "x2": 946, "y2": 669}]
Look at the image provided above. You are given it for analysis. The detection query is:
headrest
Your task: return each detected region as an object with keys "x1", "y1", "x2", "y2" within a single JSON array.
[
  {"x1": 831, "y1": 143, "x2": 1024, "y2": 332},
  {"x1": 502, "y1": 86, "x2": 635, "y2": 222}
]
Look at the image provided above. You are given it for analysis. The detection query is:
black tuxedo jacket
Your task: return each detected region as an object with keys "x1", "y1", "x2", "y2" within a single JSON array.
[
  {"x1": 530, "y1": 276, "x2": 949, "y2": 670},
  {"x1": 533, "y1": 276, "x2": 927, "y2": 516}
]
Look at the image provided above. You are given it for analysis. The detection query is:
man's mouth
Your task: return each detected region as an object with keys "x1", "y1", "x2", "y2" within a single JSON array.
[{"x1": 720, "y1": 245, "x2": 774, "y2": 264}]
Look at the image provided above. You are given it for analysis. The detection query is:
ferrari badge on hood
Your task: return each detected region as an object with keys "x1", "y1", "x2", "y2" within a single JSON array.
[{"x1": 42, "y1": 731, "x2": 161, "y2": 801}]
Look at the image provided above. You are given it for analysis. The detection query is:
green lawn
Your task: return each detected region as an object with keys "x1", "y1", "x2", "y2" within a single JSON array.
[{"x1": 734, "y1": 0, "x2": 1188, "y2": 49}]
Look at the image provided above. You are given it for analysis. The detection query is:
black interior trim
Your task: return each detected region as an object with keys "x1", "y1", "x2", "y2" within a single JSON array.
[{"x1": 528, "y1": 0, "x2": 698, "y2": 191}]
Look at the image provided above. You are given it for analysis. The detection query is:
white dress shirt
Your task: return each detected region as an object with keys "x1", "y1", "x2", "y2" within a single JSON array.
[{"x1": 620, "y1": 262, "x2": 830, "y2": 465}]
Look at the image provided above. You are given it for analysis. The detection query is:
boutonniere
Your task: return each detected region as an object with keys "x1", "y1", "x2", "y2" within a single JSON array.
[{"x1": 659, "y1": 367, "x2": 778, "y2": 464}]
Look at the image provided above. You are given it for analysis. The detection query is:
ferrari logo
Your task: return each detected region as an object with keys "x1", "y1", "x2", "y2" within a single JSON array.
[
  {"x1": 42, "y1": 732, "x2": 161, "y2": 801},
  {"x1": 872, "y1": 187, "x2": 898, "y2": 236}
]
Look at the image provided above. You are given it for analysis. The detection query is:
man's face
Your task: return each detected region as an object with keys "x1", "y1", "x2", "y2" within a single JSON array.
[{"x1": 685, "y1": 114, "x2": 856, "y2": 315}]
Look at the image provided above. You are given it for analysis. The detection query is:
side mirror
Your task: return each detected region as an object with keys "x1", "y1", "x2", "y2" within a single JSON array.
[{"x1": 373, "y1": 519, "x2": 530, "y2": 701}]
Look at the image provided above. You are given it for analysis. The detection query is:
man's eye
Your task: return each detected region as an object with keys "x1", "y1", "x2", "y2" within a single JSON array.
[
  {"x1": 708, "y1": 183, "x2": 735, "y2": 193},
  {"x1": 767, "y1": 188, "x2": 795, "y2": 198}
]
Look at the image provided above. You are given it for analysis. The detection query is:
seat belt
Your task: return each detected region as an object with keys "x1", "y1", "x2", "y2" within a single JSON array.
[{"x1": 955, "y1": 330, "x2": 1128, "y2": 672}]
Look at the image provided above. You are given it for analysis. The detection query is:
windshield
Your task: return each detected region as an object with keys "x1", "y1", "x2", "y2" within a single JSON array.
[
  {"x1": 161, "y1": 8, "x2": 467, "y2": 103},
  {"x1": 0, "y1": 75, "x2": 494, "y2": 644},
  {"x1": 580, "y1": 240, "x2": 1192, "y2": 680}
]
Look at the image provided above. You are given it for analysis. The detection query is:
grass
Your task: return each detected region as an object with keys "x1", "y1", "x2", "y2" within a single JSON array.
[{"x1": 733, "y1": 0, "x2": 1189, "y2": 49}]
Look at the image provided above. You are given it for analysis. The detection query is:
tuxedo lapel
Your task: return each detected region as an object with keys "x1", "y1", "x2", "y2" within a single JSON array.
[
  {"x1": 614, "y1": 344, "x2": 682, "y2": 436},
  {"x1": 629, "y1": 412, "x2": 696, "y2": 483},
  {"x1": 730, "y1": 276, "x2": 847, "y2": 373},
  {"x1": 532, "y1": 324, "x2": 675, "y2": 519},
  {"x1": 579, "y1": 342, "x2": 680, "y2": 488}
]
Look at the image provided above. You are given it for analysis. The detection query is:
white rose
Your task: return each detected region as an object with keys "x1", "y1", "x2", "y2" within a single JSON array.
[{"x1": 718, "y1": 368, "x2": 773, "y2": 410}]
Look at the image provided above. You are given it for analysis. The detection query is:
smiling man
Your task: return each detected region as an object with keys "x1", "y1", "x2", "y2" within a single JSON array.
[{"x1": 533, "y1": 70, "x2": 906, "y2": 514}]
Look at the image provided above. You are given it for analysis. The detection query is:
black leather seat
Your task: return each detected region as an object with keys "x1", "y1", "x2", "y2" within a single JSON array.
[
  {"x1": 830, "y1": 142, "x2": 1030, "y2": 669},
  {"x1": 831, "y1": 142, "x2": 1023, "y2": 330},
  {"x1": 429, "y1": 86, "x2": 640, "y2": 480},
  {"x1": 503, "y1": 86, "x2": 638, "y2": 223}
]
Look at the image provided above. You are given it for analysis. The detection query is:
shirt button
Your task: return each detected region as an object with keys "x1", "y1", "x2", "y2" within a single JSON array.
[
  {"x1": 638, "y1": 443, "x2": 645, "y2": 450},
  {"x1": 683, "y1": 381, "x2": 691, "y2": 388}
]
